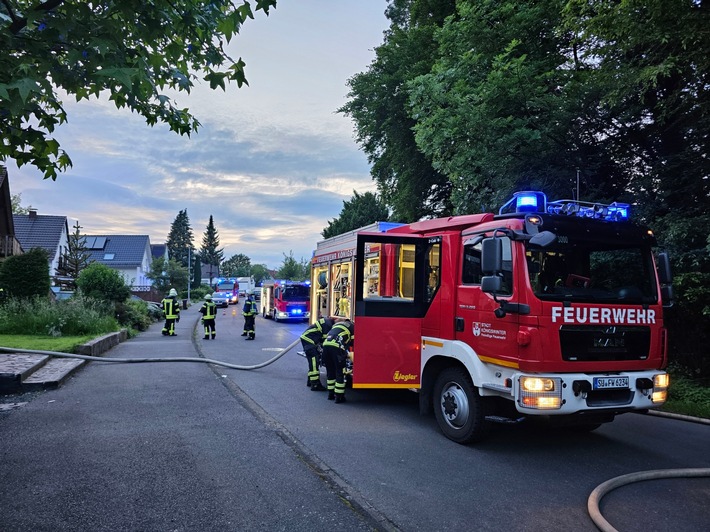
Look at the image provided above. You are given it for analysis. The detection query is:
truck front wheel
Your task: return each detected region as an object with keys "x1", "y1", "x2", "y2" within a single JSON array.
[{"x1": 433, "y1": 367, "x2": 490, "y2": 444}]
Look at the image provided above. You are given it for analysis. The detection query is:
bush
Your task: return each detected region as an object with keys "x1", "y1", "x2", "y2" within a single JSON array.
[
  {"x1": 76, "y1": 263, "x2": 131, "y2": 303},
  {"x1": 0, "y1": 295, "x2": 118, "y2": 336},
  {"x1": 189, "y1": 284, "x2": 213, "y2": 302},
  {"x1": 0, "y1": 248, "x2": 50, "y2": 299},
  {"x1": 116, "y1": 299, "x2": 154, "y2": 331}
]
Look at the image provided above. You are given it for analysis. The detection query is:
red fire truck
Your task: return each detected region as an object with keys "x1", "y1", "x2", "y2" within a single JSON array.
[
  {"x1": 214, "y1": 278, "x2": 239, "y2": 305},
  {"x1": 261, "y1": 280, "x2": 311, "y2": 322},
  {"x1": 310, "y1": 191, "x2": 673, "y2": 443}
]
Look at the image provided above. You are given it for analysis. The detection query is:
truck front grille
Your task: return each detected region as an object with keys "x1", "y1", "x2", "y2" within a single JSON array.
[{"x1": 560, "y1": 325, "x2": 650, "y2": 362}]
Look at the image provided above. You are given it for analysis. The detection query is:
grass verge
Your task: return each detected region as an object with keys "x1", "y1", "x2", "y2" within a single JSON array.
[
  {"x1": 660, "y1": 372, "x2": 710, "y2": 419},
  {"x1": 0, "y1": 335, "x2": 95, "y2": 353}
]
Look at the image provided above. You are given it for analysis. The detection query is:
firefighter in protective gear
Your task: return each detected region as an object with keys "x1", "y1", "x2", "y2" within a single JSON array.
[
  {"x1": 241, "y1": 292, "x2": 257, "y2": 340},
  {"x1": 199, "y1": 294, "x2": 217, "y2": 339},
  {"x1": 161, "y1": 288, "x2": 181, "y2": 336},
  {"x1": 300, "y1": 317, "x2": 335, "y2": 391},
  {"x1": 322, "y1": 319, "x2": 354, "y2": 403}
]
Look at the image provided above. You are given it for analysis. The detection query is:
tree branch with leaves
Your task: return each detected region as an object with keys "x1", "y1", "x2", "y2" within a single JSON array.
[{"x1": 0, "y1": 0, "x2": 277, "y2": 179}]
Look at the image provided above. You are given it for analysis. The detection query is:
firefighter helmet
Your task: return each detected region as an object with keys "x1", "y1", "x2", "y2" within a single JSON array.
[
  {"x1": 204, "y1": 294, "x2": 212, "y2": 300},
  {"x1": 169, "y1": 288, "x2": 178, "y2": 297}
]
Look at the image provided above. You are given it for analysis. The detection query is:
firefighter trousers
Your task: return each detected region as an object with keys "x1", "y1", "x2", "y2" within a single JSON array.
[
  {"x1": 202, "y1": 318, "x2": 216, "y2": 339},
  {"x1": 162, "y1": 318, "x2": 177, "y2": 336},
  {"x1": 302, "y1": 343, "x2": 322, "y2": 385},
  {"x1": 322, "y1": 345, "x2": 346, "y2": 398},
  {"x1": 243, "y1": 315, "x2": 255, "y2": 339}
]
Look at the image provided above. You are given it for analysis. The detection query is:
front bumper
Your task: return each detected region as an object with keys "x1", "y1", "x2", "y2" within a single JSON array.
[{"x1": 512, "y1": 370, "x2": 668, "y2": 415}]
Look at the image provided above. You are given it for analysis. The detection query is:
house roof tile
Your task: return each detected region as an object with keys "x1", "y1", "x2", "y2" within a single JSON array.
[
  {"x1": 12, "y1": 213, "x2": 67, "y2": 257},
  {"x1": 85, "y1": 235, "x2": 151, "y2": 268}
]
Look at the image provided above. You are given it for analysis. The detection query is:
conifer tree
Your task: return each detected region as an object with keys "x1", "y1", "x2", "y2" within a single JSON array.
[
  {"x1": 200, "y1": 215, "x2": 224, "y2": 283},
  {"x1": 56, "y1": 221, "x2": 92, "y2": 289},
  {"x1": 166, "y1": 209, "x2": 194, "y2": 269}
]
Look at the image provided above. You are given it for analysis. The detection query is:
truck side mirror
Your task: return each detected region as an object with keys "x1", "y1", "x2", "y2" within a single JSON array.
[
  {"x1": 481, "y1": 275, "x2": 502, "y2": 294},
  {"x1": 657, "y1": 252, "x2": 672, "y2": 285},
  {"x1": 656, "y1": 252, "x2": 673, "y2": 308},
  {"x1": 481, "y1": 238, "x2": 502, "y2": 275}
]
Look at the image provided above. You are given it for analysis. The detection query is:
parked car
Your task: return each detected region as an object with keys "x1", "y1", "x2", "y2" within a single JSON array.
[{"x1": 211, "y1": 292, "x2": 230, "y2": 308}]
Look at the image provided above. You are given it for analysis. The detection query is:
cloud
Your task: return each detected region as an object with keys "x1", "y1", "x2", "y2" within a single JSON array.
[{"x1": 7, "y1": 1, "x2": 389, "y2": 268}]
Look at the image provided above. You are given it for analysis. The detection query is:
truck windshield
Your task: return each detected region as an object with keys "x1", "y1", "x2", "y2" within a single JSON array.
[
  {"x1": 283, "y1": 285, "x2": 309, "y2": 300},
  {"x1": 526, "y1": 237, "x2": 657, "y2": 304}
]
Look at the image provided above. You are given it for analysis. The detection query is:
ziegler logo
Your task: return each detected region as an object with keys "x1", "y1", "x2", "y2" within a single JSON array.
[{"x1": 393, "y1": 371, "x2": 418, "y2": 382}]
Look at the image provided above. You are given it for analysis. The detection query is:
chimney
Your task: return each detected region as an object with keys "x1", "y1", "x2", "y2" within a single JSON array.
[{"x1": 29, "y1": 209, "x2": 38, "y2": 219}]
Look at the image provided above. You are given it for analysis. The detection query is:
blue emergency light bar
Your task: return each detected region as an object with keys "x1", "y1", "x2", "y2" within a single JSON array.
[
  {"x1": 547, "y1": 199, "x2": 630, "y2": 221},
  {"x1": 499, "y1": 190, "x2": 630, "y2": 221},
  {"x1": 499, "y1": 191, "x2": 547, "y2": 215}
]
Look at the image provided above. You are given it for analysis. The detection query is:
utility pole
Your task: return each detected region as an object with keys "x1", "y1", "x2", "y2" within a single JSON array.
[{"x1": 187, "y1": 247, "x2": 191, "y2": 304}]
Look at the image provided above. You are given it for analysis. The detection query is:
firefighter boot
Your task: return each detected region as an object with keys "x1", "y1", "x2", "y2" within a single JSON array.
[
  {"x1": 327, "y1": 391, "x2": 335, "y2": 401},
  {"x1": 311, "y1": 381, "x2": 326, "y2": 392},
  {"x1": 334, "y1": 394, "x2": 347, "y2": 404},
  {"x1": 241, "y1": 332, "x2": 247, "y2": 336}
]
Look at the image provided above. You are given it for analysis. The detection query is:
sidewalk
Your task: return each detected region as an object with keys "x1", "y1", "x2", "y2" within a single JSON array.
[
  {"x1": 0, "y1": 307, "x2": 182, "y2": 394},
  {"x1": 0, "y1": 304, "x2": 376, "y2": 532}
]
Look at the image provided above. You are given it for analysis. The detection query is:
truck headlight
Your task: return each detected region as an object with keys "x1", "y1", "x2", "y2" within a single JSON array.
[
  {"x1": 652, "y1": 373, "x2": 669, "y2": 403},
  {"x1": 519, "y1": 377, "x2": 562, "y2": 409}
]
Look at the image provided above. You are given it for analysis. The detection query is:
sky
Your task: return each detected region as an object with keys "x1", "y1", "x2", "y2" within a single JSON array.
[{"x1": 7, "y1": 1, "x2": 391, "y2": 269}]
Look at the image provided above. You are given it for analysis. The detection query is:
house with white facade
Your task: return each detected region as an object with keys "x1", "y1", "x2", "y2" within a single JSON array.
[
  {"x1": 84, "y1": 235, "x2": 153, "y2": 288},
  {"x1": 12, "y1": 210, "x2": 69, "y2": 281}
]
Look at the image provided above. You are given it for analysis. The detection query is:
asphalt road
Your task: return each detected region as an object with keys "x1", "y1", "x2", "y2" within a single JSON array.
[{"x1": 2, "y1": 303, "x2": 709, "y2": 531}]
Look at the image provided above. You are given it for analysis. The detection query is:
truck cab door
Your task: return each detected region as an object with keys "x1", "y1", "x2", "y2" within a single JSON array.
[
  {"x1": 353, "y1": 233, "x2": 441, "y2": 388},
  {"x1": 456, "y1": 234, "x2": 520, "y2": 365}
]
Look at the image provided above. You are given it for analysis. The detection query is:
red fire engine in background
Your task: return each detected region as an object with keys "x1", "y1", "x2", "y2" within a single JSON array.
[
  {"x1": 214, "y1": 278, "x2": 239, "y2": 305},
  {"x1": 261, "y1": 280, "x2": 311, "y2": 322},
  {"x1": 310, "y1": 191, "x2": 673, "y2": 443}
]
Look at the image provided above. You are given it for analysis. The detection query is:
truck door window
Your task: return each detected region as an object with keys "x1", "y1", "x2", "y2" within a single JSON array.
[
  {"x1": 426, "y1": 242, "x2": 441, "y2": 303},
  {"x1": 356, "y1": 234, "x2": 440, "y2": 318},
  {"x1": 463, "y1": 237, "x2": 513, "y2": 295}
]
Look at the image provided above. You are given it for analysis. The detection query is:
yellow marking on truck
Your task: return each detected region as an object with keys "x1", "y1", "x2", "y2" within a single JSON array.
[
  {"x1": 423, "y1": 339, "x2": 444, "y2": 348},
  {"x1": 353, "y1": 383, "x2": 422, "y2": 389},
  {"x1": 477, "y1": 355, "x2": 520, "y2": 369}
]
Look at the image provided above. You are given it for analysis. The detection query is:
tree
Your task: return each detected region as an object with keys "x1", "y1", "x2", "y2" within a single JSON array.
[
  {"x1": 221, "y1": 253, "x2": 251, "y2": 277},
  {"x1": 166, "y1": 209, "x2": 194, "y2": 269},
  {"x1": 0, "y1": 247, "x2": 50, "y2": 298},
  {"x1": 191, "y1": 258, "x2": 202, "y2": 290},
  {"x1": 322, "y1": 191, "x2": 390, "y2": 238},
  {"x1": 250, "y1": 264, "x2": 271, "y2": 286},
  {"x1": 76, "y1": 262, "x2": 130, "y2": 303},
  {"x1": 200, "y1": 215, "x2": 224, "y2": 283},
  {"x1": 276, "y1": 250, "x2": 309, "y2": 281},
  {"x1": 10, "y1": 193, "x2": 33, "y2": 214},
  {"x1": 0, "y1": 0, "x2": 277, "y2": 179},
  {"x1": 339, "y1": 0, "x2": 456, "y2": 222},
  {"x1": 147, "y1": 257, "x2": 189, "y2": 295},
  {"x1": 55, "y1": 220, "x2": 92, "y2": 289}
]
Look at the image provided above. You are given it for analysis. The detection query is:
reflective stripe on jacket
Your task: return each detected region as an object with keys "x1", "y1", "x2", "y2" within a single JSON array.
[
  {"x1": 322, "y1": 322, "x2": 354, "y2": 351},
  {"x1": 200, "y1": 301, "x2": 217, "y2": 319},
  {"x1": 162, "y1": 297, "x2": 180, "y2": 319}
]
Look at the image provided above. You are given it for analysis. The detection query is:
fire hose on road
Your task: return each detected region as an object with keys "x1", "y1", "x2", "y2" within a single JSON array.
[
  {"x1": 588, "y1": 467, "x2": 710, "y2": 532},
  {"x1": 2, "y1": 318, "x2": 709, "y2": 530},
  {"x1": 0, "y1": 315, "x2": 301, "y2": 371},
  {"x1": 0, "y1": 340, "x2": 300, "y2": 370}
]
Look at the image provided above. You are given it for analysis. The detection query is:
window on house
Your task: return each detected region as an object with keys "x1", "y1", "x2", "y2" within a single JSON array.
[{"x1": 103, "y1": 253, "x2": 115, "y2": 260}]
